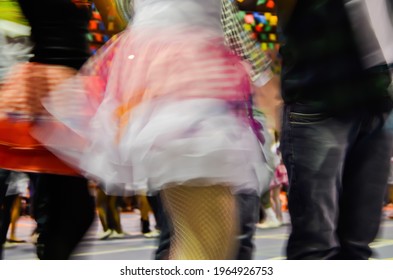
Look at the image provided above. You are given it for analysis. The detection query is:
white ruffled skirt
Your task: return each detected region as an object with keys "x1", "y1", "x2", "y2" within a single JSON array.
[{"x1": 32, "y1": 27, "x2": 271, "y2": 195}]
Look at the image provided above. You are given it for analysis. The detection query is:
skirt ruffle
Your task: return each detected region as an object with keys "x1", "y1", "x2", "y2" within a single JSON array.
[
  {"x1": 0, "y1": 62, "x2": 79, "y2": 175},
  {"x1": 33, "y1": 27, "x2": 270, "y2": 194}
]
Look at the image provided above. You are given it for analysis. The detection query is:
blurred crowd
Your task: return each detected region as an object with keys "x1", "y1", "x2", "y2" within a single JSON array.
[{"x1": 0, "y1": 0, "x2": 393, "y2": 260}]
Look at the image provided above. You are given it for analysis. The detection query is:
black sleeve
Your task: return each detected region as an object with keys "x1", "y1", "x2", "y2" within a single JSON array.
[
  {"x1": 17, "y1": 0, "x2": 91, "y2": 70},
  {"x1": 276, "y1": 0, "x2": 298, "y2": 31}
]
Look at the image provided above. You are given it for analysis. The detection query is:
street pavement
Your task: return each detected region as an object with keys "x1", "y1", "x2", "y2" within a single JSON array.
[{"x1": 3, "y1": 209, "x2": 393, "y2": 260}]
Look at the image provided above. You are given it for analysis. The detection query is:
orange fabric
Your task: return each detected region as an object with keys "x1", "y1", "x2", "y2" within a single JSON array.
[
  {"x1": 0, "y1": 120, "x2": 79, "y2": 175},
  {"x1": 115, "y1": 89, "x2": 145, "y2": 142}
]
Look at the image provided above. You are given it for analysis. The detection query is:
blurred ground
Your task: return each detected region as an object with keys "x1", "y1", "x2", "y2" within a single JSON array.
[{"x1": 3, "y1": 207, "x2": 393, "y2": 260}]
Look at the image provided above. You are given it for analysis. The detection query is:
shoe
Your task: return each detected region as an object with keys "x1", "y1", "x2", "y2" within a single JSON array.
[
  {"x1": 256, "y1": 220, "x2": 282, "y2": 229},
  {"x1": 3, "y1": 242, "x2": 17, "y2": 249},
  {"x1": 141, "y1": 219, "x2": 151, "y2": 234},
  {"x1": 30, "y1": 233, "x2": 39, "y2": 244},
  {"x1": 98, "y1": 229, "x2": 113, "y2": 240},
  {"x1": 143, "y1": 229, "x2": 160, "y2": 238},
  {"x1": 7, "y1": 238, "x2": 26, "y2": 243},
  {"x1": 257, "y1": 207, "x2": 282, "y2": 229},
  {"x1": 108, "y1": 231, "x2": 125, "y2": 239}
]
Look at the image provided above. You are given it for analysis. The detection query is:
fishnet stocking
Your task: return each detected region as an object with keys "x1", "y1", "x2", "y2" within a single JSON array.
[{"x1": 162, "y1": 184, "x2": 239, "y2": 260}]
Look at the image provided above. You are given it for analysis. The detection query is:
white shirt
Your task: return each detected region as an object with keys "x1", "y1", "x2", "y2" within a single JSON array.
[
  {"x1": 345, "y1": 0, "x2": 393, "y2": 67},
  {"x1": 132, "y1": 0, "x2": 223, "y2": 34}
]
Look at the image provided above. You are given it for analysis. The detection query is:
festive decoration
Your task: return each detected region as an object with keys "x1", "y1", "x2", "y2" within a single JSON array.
[
  {"x1": 236, "y1": 0, "x2": 279, "y2": 47},
  {"x1": 235, "y1": 0, "x2": 281, "y2": 73},
  {"x1": 236, "y1": 0, "x2": 276, "y2": 12},
  {"x1": 87, "y1": 2, "x2": 118, "y2": 54}
]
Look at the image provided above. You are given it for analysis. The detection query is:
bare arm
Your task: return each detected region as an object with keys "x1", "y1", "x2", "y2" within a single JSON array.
[
  {"x1": 221, "y1": 0, "x2": 274, "y2": 86},
  {"x1": 221, "y1": 0, "x2": 283, "y2": 130}
]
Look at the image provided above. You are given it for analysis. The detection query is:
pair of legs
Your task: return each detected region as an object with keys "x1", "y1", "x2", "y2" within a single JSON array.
[
  {"x1": 34, "y1": 174, "x2": 95, "y2": 259},
  {"x1": 258, "y1": 187, "x2": 282, "y2": 228},
  {"x1": 0, "y1": 169, "x2": 10, "y2": 259},
  {"x1": 387, "y1": 184, "x2": 393, "y2": 219},
  {"x1": 1, "y1": 171, "x2": 95, "y2": 259},
  {"x1": 5, "y1": 195, "x2": 24, "y2": 243},
  {"x1": 387, "y1": 184, "x2": 393, "y2": 204},
  {"x1": 0, "y1": 195, "x2": 18, "y2": 252},
  {"x1": 155, "y1": 187, "x2": 259, "y2": 260},
  {"x1": 0, "y1": 194, "x2": 24, "y2": 244},
  {"x1": 161, "y1": 184, "x2": 239, "y2": 260},
  {"x1": 271, "y1": 186, "x2": 283, "y2": 223},
  {"x1": 146, "y1": 194, "x2": 163, "y2": 231},
  {"x1": 138, "y1": 195, "x2": 156, "y2": 235},
  {"x1": 96, "y1": 186, "x2": 123, "y2": 237},
  {"x1": 282, "y1": 103, "x2": 393, "y2": 259}
]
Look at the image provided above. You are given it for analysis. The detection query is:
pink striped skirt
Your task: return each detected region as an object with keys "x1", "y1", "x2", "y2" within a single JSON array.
[{"x1": 33, "y1": 28, "x2": 269, "y2": 195}]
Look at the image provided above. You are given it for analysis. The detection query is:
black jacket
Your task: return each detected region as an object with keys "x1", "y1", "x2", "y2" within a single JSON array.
[
  {"x1": 278, "y1": 0, "x2": 392, "y2": 113},
  {"x1": 17, "y1": 0, "x2": 91, "y2": 70}
]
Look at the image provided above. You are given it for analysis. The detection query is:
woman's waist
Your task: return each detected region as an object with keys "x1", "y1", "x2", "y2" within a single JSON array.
[
  {"x1": 129, "y1": 24, "x2": 225, "y2": 44},
  {"x1": 135, "y1": 97, "x2": 251, "y2": 121}
]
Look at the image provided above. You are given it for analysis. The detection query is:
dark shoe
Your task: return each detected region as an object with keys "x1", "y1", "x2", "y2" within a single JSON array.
[
  {"x1": 7, "y1": 238, "x2": 26, "y2": 243},
  {"x1": 141, "y1": 219, "x2": 150, "y2": 234}
]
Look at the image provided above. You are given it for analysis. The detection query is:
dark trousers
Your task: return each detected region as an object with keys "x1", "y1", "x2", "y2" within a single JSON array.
[
  {"x1": 0, "y1": 195, "x2": 18, "y2": 243},
  {"x1": 147, "y1": 194, "x2": 164, "y2": 230},
  {"x1": 30, "y1": 173, "x2": 49, "y2": 236},
  {"x1": 154, "y1": 192, "x2": 259, "y2": 260},
  {"x1": 0, "y1": 169, "x2": 10, "y2": 259},
  {"x1": 235, "y1": 193, "x2": 260, "y2": 260},
  {"x1": 0, "y1": 169, "x2": 10, "y2": 207},
  {"x1": 34, "y1": 174, "x2": 95, "y2": 260},
  {"x1": 281, "y1": 103, "x2": 393, "y2": 259}
]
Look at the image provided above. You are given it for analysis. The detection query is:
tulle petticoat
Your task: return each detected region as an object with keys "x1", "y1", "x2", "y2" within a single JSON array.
[
  {"x1": 119, "y1": 97, "x2": 268, "y2": 195},
  {"x1": 33, "y1": 27, "x2": 270, "y2": 195}
]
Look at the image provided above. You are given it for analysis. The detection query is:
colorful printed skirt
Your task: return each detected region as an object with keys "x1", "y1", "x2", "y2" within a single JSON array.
[{"x1": 0, "y1": 62, "x2": 79, "y2": 175}]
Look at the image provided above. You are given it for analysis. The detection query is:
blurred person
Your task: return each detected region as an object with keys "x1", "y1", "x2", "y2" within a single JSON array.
[
  {"x1": 0, "y1": 0, "x2": 96, "y2": 259},
  {"x1": 8, "y1": 196, "x2": 25, "y2": 243},
  {"x1": 33, "y1": 0, "x2": 278, "y2": 260},
  {"x1": 277, "y1": 0, "x2": 393, "y2": 259},
  {"x1": 0, "y1": 172, "x2": 28, "y2": 255},
  {"x1": 268, "y1": 133, "x2": 288, "y2": 227},
  {"x1": 386, "y1": 114, "x2": 393, "y2": 217},
  {"x1": 5, "y1": 172, "x2": 29, "y2": 243},
  {"x1": 0, "y1": 170, "x2": 10, "y2": 258},
  {"x1": 155, "y1": 107, "x2": 277, "y2": 259},
  {"x1": 0, "y1": 0, "x2": 31, "y2": 258},
  {"x1": 145, "y1": 192, "x2": 164, "y2": 237},
  {"x1": 108, "y1": 0, "x2": 280, "y2": 259},
  {"x1": 257, "y1": 129, "x2": 285, "y2": 229},
  {"x1": 104, "y1": 0, "x2": 278, "y2": 259},
  {"x1": 152, "y1": 1, "x2": 279, "y2": 260},
  {"x1": 137, "y1": 194, "x2": 160, "y2": 238},
  {"x1": 0, "y1": 0, "x2": 31, "y2": 80},
  {"x1": 270, "y1": 157, "x2": 288, "y2": 225},
  {"x1": 95, "y1": 183, "x2": 125, "y2": 239},
  {"x1": 387, "y1": 156, "x2": 393, "y2": 219},
  {"x1": 257, "y1": 191, "x2": 280, "y2": 229}
]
